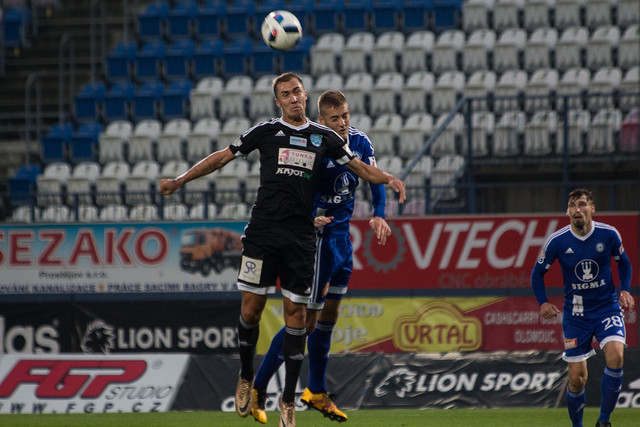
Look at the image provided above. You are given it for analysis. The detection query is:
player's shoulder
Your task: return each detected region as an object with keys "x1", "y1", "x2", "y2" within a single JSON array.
[
  {"x1": 544, "y1": 224, "x2": 572, "y2": 248},
  {"x1": 593, "y1": 221, "x2": 623, "y2": 239},
  {"x1": 242, "y1": 118, "x2": 280, "y2": 137}
]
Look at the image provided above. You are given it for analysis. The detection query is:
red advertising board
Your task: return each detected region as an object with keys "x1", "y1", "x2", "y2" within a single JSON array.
[{"x1": 348, "y1": 214, "x2": 639, "y2": 291}]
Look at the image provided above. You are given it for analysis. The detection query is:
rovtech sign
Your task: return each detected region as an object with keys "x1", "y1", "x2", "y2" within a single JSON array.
[{"x1": 0, "y1": 354, "x2": 189, "y2": 413}]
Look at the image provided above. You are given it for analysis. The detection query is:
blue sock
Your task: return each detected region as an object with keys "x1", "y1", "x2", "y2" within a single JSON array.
[
  {"x1": 566, "y1": 386, "x2": 585, "y2": 427},
  {"x1": 253, "y1": 326, "x2": 286, "y2": 390},
  {"x1": 599, "y1": 366, "x2": 623, "y2": 423},
  {"x1": 307, "y1": 321, "x2": 334, "y2": 393}
]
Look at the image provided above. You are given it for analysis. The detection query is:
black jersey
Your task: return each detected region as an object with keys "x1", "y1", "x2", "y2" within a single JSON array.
[{"x1": 228, "y1": 118, "x2": 355, "y2": 229}]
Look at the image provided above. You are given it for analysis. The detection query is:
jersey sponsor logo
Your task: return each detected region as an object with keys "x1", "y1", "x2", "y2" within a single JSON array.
[
  {"x1": 564, "y1": 338, "x2": 577, "y2": 349},
  {"x1": 571, "y1": 279, "x2": 606, "y2": 290},
  {"x1": 278, "y1": 148, "x2": 315, "y2": 170},
  {"x1": 238, "y1": 255, "x2": 262, "y2": 285},
  {"x1": 276, "y1": 167, "x2": 312, "y2": 179},
  {"x1": 310, "y1": 134, "x2": 322, "y2": 147},
  {"x1": 574, "y1": 259, "x2": 599, "y2": 282},
  {"x1": 289, "y1": 136, "x2": 306, "y2": 147},
  {"x1": 275, "y1": 130, "x2": 285, "y2": 136}
]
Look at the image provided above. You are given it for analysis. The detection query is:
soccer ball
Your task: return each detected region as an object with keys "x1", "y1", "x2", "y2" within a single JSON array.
[{"x1": 261, "y1": 10, "x2": 302, "y2": 51}]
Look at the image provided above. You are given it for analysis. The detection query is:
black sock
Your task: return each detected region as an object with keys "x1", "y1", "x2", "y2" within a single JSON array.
[
  {"x1": 237, "y1": 316, "x2": 259, "y2": 381},
  {"x1": 282, "y1": 326, "x2": 306, "y2": 403}
]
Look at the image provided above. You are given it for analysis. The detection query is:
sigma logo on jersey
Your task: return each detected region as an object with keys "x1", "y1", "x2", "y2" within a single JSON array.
[
  {"x1": 289, "y1": 136, "x2": 306, "y2": 147},
  {"x1": 574, "y1": 259, "x2": 599, "y2": 282},
  {"x1": 278, "y1": 148, "x2": 315, "y2": 170}
]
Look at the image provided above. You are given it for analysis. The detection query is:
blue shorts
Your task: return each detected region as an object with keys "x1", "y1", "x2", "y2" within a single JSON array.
[
  {"x1": 562, "y1": 308, "x2": 627, "y2": 362},
  {"x1": 308, "y1": 233, "x2": 352, "y2": 311}
]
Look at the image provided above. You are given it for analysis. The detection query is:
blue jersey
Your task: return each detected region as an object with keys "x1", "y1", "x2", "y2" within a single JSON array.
[
  {"x1": 312, "y1": 126, "x2": 386, "y2": 237},
  {"x1": 531, "y1": 221, "x2": 632, "y2": 320}
]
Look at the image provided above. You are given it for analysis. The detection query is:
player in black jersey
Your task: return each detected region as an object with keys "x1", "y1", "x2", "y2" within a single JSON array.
[{"x1": 159, "y1": 72, "x2": 405, "y2": 427}]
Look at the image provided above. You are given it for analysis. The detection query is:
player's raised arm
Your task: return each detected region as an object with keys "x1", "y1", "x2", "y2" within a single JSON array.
[
  {"x1": 159, "y1": 147, "x2": 236, "y2": 195},
  {"x1": 344, "y1": 157, "x2": 406, "y2": 203}
]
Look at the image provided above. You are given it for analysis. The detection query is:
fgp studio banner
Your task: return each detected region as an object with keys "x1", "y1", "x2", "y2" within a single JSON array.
[
  {"x1": 348, "y1": 214, "x2": 639, "y2": 291},
  {"x1": 0, "y1": 222, "x2": 245, "y2": 299},
  {"x1": 257, "y1": 296, "x2": 638, "y2": 353},
  {"x1": 0, "y1": 354, "x2": 189, "y2": 414}
]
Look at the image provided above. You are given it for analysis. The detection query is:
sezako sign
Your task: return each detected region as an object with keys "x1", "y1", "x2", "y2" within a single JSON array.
[{"x1": 0, "y1": 354, "x2": 189, "y2": 413}]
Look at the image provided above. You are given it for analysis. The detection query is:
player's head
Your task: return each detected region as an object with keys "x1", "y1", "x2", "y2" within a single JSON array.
[
  {"x1": 566, "y1": 188, "x2": 595, "y2": 232},
  {"x1": 317, "y1": 90, "x2": 350, "y2": 141},
  {"x1": 273, "y1": 72, "x2": 307, "y2": 125}
]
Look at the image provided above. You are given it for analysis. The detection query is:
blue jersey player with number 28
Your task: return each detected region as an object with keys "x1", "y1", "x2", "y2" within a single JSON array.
[{"x1": 531, "y1": 188, "x2": 634, "y2": 427}]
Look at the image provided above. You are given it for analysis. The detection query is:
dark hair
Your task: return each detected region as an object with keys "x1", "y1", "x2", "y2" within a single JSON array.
[
  {"x1": 568, "y1": 188, "x2": 594, "y2": 204},
  {"x1": 317, "y1": 90, "x2": 347, "y2": 116},
  {"x1": 272, "y1": 72, "x2": 305, "y2": 97}
]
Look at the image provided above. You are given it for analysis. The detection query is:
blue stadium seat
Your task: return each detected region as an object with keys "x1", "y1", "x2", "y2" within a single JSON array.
[
  {"x1": 254, "y1": 0, "x2": 285, "y2": 25},
  {"x1": 41, "y1": 122, "x2": 74, "y2": 164},
  {"x1": 312, "y1": 0, "x2": 344, "y2": 35},
  {"x1": 135, "y1": 40, "x2": 167, "y2": 81},
  {"x1": 344, "y1": 0, "x2": 373, "y2": 35},
  {"x1": 162, "y1": 79, "x2": 193, "y2": 119},
  {"x1": 195, "y1": 0, "x2": 226, "y2": 39},
  {"x1": 282, "y1": 35, "x2": 312, "y2": 74},
  {"x1": 165, "y1": 39, "x2": 195, "y2": 80},
  {"x1": 193, "y1": 38, "x2": 224, "y2": 80},
  {"x1": 133, "y1": 79, "x2": 165, "y2": 121},
  {"x1": 221, "y1": 37, "x2": 253, "y2": 77},
  {"x1": 137, "y1": 0, "x2": 170, "y2": 40},
  {"x1": 106, "y1": 41, "x2": 137, "y2": 82},
  {"x1": 168, "y1": 0, "x2": 198, "y2": 40},
  {"x1": 252, "y1": 41, "x2": 281, "y2": 76},
  {"x1": 433, "y1": 0, "x2": 462, "y2": 33},
  {"x1": 372, "y1": 0, "x2": 403, "y2": 34},
  {"x1": 284, "y1": 0, "x2": 315, "y2": 33},
  {"x1": 74, "y1": 82, "x2": 106, "y2": 122},
  {"x1": 8, "y1": 164, "x2": 41, "y2": 206},
  {"x1": 3, "y1": 6, "x2": 31, "y2": 48},
  {"x1": 70, "y1": 122, "x2": 103, "y2": 164},
  {"x1": 104, "y1": 81, "x2": 135, "y2": 122},
  {"x1": 403, "y1": 0, "x2": 434, "y2": 32},
  {"x1": 224, "y1": 0, "x2": 256, "y2": 38}
]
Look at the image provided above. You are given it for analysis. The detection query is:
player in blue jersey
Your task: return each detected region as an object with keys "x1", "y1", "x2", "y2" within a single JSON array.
[
  {"x1": 249, "y1": 90, "x2": 392, "y2": 424},
  {"x1": 531, "y1": 189, "x2": 634, "y2": 427}
]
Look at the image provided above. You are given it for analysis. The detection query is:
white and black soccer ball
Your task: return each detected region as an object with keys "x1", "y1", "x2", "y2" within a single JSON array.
[{"x1": 261, "y1": 10, "x2": 302, "y2": 51}]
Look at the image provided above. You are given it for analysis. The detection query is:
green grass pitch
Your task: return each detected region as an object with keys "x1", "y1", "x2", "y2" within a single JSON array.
[{"x1": 0, "y1": 408, "x2": 638, "y2": 426}]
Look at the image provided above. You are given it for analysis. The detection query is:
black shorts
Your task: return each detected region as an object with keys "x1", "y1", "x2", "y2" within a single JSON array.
[{"x1": 237, "y1": 222, "x2": 315, "y2": 304}]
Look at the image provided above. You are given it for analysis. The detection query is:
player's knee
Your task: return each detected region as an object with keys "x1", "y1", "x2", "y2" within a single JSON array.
[{"x1": 568, "y1": 371, "x2": 587, "y2": 390}]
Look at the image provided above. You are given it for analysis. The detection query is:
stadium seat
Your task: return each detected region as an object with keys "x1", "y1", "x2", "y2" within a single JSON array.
[
  {"x1": 217, "y1": 117, "x2": 251, "y2": 148},
  {"x1": 524, "y1": 27, "x2": 557, "y2": 73},
  {"x1": 311, "y1": 0, "x2": 345, "y2": 35},
  {"x1": 492, "y1": 28, "x2": 526, "y2": 73},
  {"x1": 431, "y1": 71, "x2": 465, "y2": 116},
  {"x1": 218, "y1": 202, "x2": 250, "y2": 220},
  {"x1": 218, "y1": 75, "x2": 253, "y2": 120},
  {"x1": 167, "y1": 0, "x2": 198, "y2": 40},
  {"x1": 402, "y1": 0, "x2": 433, "y2": 33},
  {"x1": 283, "y1": 0, "x2": 315, "y2": 34},
  {"x1": 618, "y1": 25, "x2": 640, "y2": 71},
  {"x1": 308, "y1": 73, "x2": 344, "y2": 118},
  {"x1": 432, "y1": 29, "x2": 464, "y2": 75},
  {"x1": 524, "y1": 69, "x2": 559, "y2": 114},
  {"x1": 77, "y1": 204, "x2": 100, "y2": 222},
  {"x1": 244, "y1": 161, "x2": 260, "y2": 203},
  {"x1": 400, "y1": 71, "x2": 434, "y2": 116},
  {"x1": 164, "y1": 39, "x2": 195, "y2": 81},
  {"x1": 430, "y1": 154, "x2": 465, "y2": 202},
  {"x1": 95, "y1": 161, "x2": 130, "y2": 206},
  {"x1": 431, "y1": 113, "x2": 464, "y2": 156},
  {"x1": 492, "y1": 111, "x2": 526, "y2": 157},
  {"x1": 189, "y1": 202, "x2": 218, "y2": 219},
  {"x1": 524, "y1": 111, "x2": 558, "y2": 156},
  {"x1": 193, "y1": 38, "x2": 224, "y2": 80},
  {"x1": 41, "y1": 205, "x2": 72, "y2": 223},
  {"x1": 128, "y1": 119, "x2": 162, "y2": 164},
  {"x1": 133, "y1": 79, "x2": 164, "y2": 121},
  {"x1": 281, "y1": 35, "x2": 313, "y2": 74},
  {"x1": 555, "y1": 27, "x2": 589, "y2": 73},
  {"x1": 98, "y1": 120, "x2": 132, "y2": 165},
  {"x1": 619, "y1": 67, "x2": 640, "y2": 113},
  {"x1": 310, "y1": 33, "x2": 345, "y2": 77},
  {"x1": 371, "y1": 0, "x2": 402, "y2": 35},
  {"x1": 74, "y1": 82, "x2": 105, "y2": 123},
  {"x1": 585, "y1": 0, "x2": 612, "y2": 30},
  {"x1": 523, "y1": 0, "x2": 551, "y2": 31},
  {"x1": 184, "y1": 172, "x2": 215, "y2": 206},
  {"x1": 587, "y1": 26, "x2": 620, "y2": 72},
  {"x1": 106, "y1": 41, "x2": 137, "y2": 82},
  {"x1": 252, "y1": 40, "x2": 281, "y2": 77},
  {"x1": 349, "y1": 114, "x2": 372, "y2": 134},
  {"x1": 620, "y1": 108, "x2": 639, "y2": 154},
  {"x1": 461, "y1": 111, "x2": 494, "y2": 157},
  {"x1": 369, "y1": 72, "x2": 404, "y2": 117},
  {"x1": 462, "y1": 0, "x2": 493, "y2": 33},
  {"x1": 36, "y1": 162, "x2": 71, "y2": 207},
  {"x1": 162, "y1": 79, "x2": 193, "y2": 119},
  {"x1": 163, "y1": 203, "x2": 188, "y2": 220},
  {"x1": 195, "y1": 0, "x2": 226, "y2": 39},
  {"x1": 125, "y1": 160, "x2": 160, "y2": 206},
  {"x1": 555, "y1": 110, "x2": 590, "y2": 156},
  {"x1": 433, "y1": 0, "x2": 463, "y2": 33},
  {"x1": 66, "y1": 161, "x2": 101, "y2": 206},
  {"x1": 342, "y1": 72, "x2": 374, "y2": 115},
  {"x1": 157, "y1": 118, "x2": 191, "y2": 163},
  {"x1": 189, "y1": 76, "x2": 224, "y2": 121},
  {"x1": 341, "y1": 32, "x2": 376, "y2": 76},
  {"x1": 367, "y1": 113, "x2": 403, "y2": 157},
  {"x1": 3, "y1": 6, "x2": 30, "y2": 48},
  {"x1": 462, "y1": 29, "x2": 495, "y2": 73},
  {"x1": 249, "y1": 74, "x2": 278, "y2": 120},
  {"x1": 587, "y1": 108, "x2": 622, "y2": 155},
  {"x1": 403, "y1": 156, "x2": 433, "y2": 201},
  {"x1": 224, "y1": 0, "x2": 256, "y2": 38},
  {"x1": 492, "y1": 0, "x2": 524, "y2": 33},
  {"x1": 104, "y1": 81, "x2": 135, "y2": 122},
  {"x1": 493, "y1": 70, "x2": 527, "y2": 114},
  {"x1": 343, "y1": 0, "x2": 373, "y2": 35},
  {"x1": 99, "y1": 204, "x2": 129, "y2": 221},
  {"x1": 463, "y1": 70, "x2": 496, "y2": 112},
  {"x1": 401, "y1": 30, "x2": 434, "y2": 75},
  {"x1": 371, "y1": 31, "x2": 405, "y2": 76},
  {"x1": 135, "y1": 40, "x2": 167, "y2": 81},
  {"x1": 11, "y1": 205, "x2": 41, "y2": 223},
  {"x1": 137, "y1": 0, "x2": 170, "y2": 40},
  {"x1": 617, "y1": 0, "x2": 640, "y2": 29},
  {"x1": 8, "y1": 164, "x2": 41, "y2": 206},
  {"x1": 556, "y1": 68, "x2": 590, "y2": 111},
  {"x1": 186, "y1": 117, "x2": 220, "y2": 163},
  {"x1": 399, "y1": 113, "x2": 434, "y2": 160},
  {"x1": 69, "y1": 121, "x2": 103, "y2": 164},
  {"x1": 129, "y1": 203, "x2": 159, "y2": 221},
  {"x1": 41, "y1": 122, "x2": 73, "y2": 164},
  {"x1": 215, "y1": 161, "x2": 249, "y2": 204},
  {"x1": 554, "y1": 0, "x2": 583, "y2": 30},
  {"x1": 221, "y1": 36, "x2": 253, "y2": 76},
  {"x1": 587, "y1": 67, "x2": 622, "y2": 112}
]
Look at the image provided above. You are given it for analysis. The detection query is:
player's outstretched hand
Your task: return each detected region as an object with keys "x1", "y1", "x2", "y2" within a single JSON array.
[
  {"x1": 540, "y1": 302, "x2": 561, "y2": 319},
  {"x1": 314, "y1": 215, "x2": 334, "y2": 228},
  {"x1": 388, "y1": 175, "x2": 406, "y2": 203},
  {"x1": 159, "y1": 178, "x2": 179, "y2": 196},
  {"x1": 369, "y1": 216, "x2": 391, "y2": 245},
  {"x1": 619, "y1": 290, "x2": 635, "y2": 312}
]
